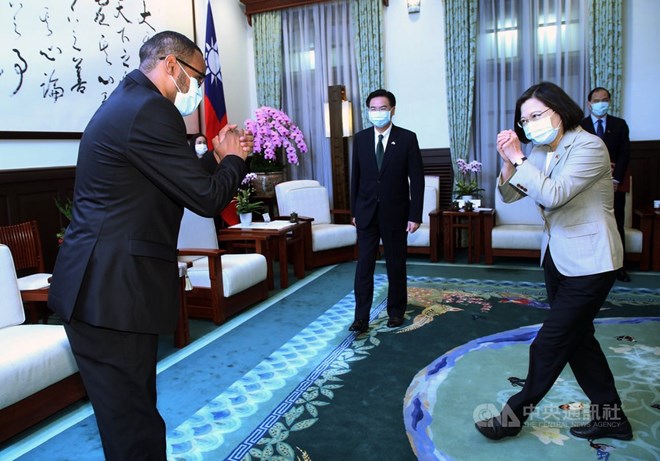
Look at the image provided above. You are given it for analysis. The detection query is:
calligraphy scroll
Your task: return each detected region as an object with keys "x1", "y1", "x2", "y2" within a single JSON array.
[{"x1": 0, "y1": 0, "x2": 194, "y2": 134}]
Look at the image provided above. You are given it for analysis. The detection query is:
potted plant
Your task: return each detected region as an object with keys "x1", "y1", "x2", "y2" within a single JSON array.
[
  {"x1": 454, "y1": 158, "x2": 484, "y2": 201},
  {"x1": 234, "y1": 173, "x2": 264, "y2": 225},
  {"x1": 244, "y1": 106, "x2": 308, "y2": 196},
  {"x1": 54, "y1": 198, "x2": 73, "y2": 245}
]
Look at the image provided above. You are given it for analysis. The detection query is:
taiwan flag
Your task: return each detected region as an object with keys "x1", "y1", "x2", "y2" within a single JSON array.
[{"x1": 203, "y1": 1, "x2": 227, "y2": 146}]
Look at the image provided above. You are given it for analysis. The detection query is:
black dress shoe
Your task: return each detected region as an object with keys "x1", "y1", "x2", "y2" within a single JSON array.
[
  {"x1": 570, "y1": 418, "x2": 633, "y2": 440},
  {"x1": 616, "y1": 269, "x2": 631, "y2": 282},
  {"x1": 387, "y1": 317, "x2": 404, "y2": 328},
  {"x1": 475, "y1": 416, "x2": 522, "y2": 440},
  {"x1": 349, "y1": 319, "x2": 368, "y2": 333}
]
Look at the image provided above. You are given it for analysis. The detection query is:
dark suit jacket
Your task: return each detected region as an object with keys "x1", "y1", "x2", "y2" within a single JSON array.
[
  {"x1": 48, "y1": 69, "x2": 247, "y2": 335},
  {"x1": 580, "y1": 115, "x2": 630, "y2": 190},
  {"x1": 350, "y1": 125, "x2": 424, "y2": 229}
]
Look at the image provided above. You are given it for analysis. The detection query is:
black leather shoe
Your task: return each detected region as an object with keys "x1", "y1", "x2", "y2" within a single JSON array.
[
  {"x1": 616, "y1": 269, "x2": 631, "y2": 282},
  {"x1": 570, "y1": 419, "x2": 633, "y2": 440},
  {"x1": 475, "y1": 416, "x2": 522, "y2": 440},
  {"x1": 349, "y1": 319, "x2": 368, "y2": 333},
  {"x1": 387, "y1": 317, "x2": 404, "y2": 328}
]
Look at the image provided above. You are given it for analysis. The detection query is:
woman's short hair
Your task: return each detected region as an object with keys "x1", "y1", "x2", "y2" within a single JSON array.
[{"x1": 514, "y1": 81, "x2": 585, "y2": 144}]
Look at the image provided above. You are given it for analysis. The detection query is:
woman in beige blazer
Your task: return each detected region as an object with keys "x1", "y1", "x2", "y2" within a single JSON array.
[{"x1": 475, "y1": 82, "x2": 631, "y2": 442}]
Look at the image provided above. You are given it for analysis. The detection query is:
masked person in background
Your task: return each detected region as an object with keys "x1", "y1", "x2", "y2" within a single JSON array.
[
  {"x1": 49, "y1": 31, "x2": 253, "y2": 460},
  {"x1": 580, "y1": 87, "x2": 631, "y2": 282},
  {"x1": 349, "y1": 89, "x2": 424, "y2": 333},
  {"x1": 475, "y1": 81, "x2": 632, "y2": 443}
]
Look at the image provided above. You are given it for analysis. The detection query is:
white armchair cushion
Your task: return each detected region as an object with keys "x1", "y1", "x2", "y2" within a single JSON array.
[
  {"x1": 275, "y1": 180, "x2": 321, "y2": 216},
  {"x1": 187, "y1": 253, "x2": 267, "y2": 297},
  {"x1": 0, "y1": 244, "x2": 26, "y2": 329},
  {"x1": 625, "y1": 228, "x2": 643, "y2": 254},
  {"x1": 495, "y1": 194, "x2": 543, "y2": 226},
  {"x1": 17, "y1": 273, "x2": 51, "y2": 291},
  {"x1": 285, "y1": 188, "x2": 332, "y2": 224},
  {"x1": 421, "y1": 176, "x2": 440, "y2": 225},
  {"x1": 407, "y1": 224, "x2": 430, "y2": 247},
  {"x1": 0, "y1": 324, "x2": 78, "y2": 409},
  {"x1": 311, "y1": 224, "x2": 357, "y2": 252},
  {"x1": 492, "y1": 224, "x2": 544, "y2": 250}
]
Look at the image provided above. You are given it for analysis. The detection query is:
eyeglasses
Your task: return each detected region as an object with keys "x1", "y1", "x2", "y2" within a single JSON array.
[
  {"x1": 517, "y1": 108, "x2": 553, "y2": 128},
  {"x1": 159, "y1": 56, "x2": 205, "y2": 86}
]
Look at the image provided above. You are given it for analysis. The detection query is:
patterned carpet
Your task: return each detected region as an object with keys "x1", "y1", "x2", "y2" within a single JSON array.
[{"x1": 4, "y1": 264, "x2": 659, "y2": 461}]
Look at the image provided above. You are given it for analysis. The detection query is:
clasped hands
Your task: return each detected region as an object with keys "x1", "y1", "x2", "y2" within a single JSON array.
[
  {"x1": 496, "y1": 129, "x2": 525, "y2": 165},
  {"x1": 211, "y1": 124, "x2": 254, "y2": 163}
]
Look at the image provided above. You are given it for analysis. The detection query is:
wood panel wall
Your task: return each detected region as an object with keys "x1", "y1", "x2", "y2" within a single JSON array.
[{"x1": 0, "y1": 141, "x2": 656, "y2": 272}]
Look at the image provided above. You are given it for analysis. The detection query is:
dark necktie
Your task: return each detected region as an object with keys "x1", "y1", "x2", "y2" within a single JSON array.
[
  {"x1": 376, "y1": 134, "x2": 384, "y2": 170},
  {"x1": 596, "y1": 119, "x2": 604, "y2": 138}
]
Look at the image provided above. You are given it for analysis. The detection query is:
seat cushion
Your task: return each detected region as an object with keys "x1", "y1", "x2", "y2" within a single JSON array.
[
  {"x1": 625, "y1": 227, "x2": 642, "y2": 254},
  {"x1": 492, "y1": 225, "x2": 544, "y2": 250},
  {"x1": 17, "y1": 273, "x2": 51, "y2": 291},
  {"x1": 186, "y1": 253, "x2": 267, "y2": 297},
  {"x1": 0, "y1": 244, "x2": 26, "y2": 328},
  {"x1": 407, "y1": 223, "x2": 430, "y2": 247},
  {"x1": 0, "y1": 324, "x2": 78, "y2": 409},
  {"x1": 311, "y1": 224, "x2": 357, "y2": 252}
]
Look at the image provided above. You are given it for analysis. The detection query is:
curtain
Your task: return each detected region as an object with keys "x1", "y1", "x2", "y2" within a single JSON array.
[
  {"x1": 281, "y1": 1, "x2": 361, "y2": 201},
  {"x1": 253, "y1": 10, "x2": 282, "y2": 108},
  {"x1": 589, "y1": 0, "x2": 623, "y2": 115},
  {"x1": 474, "y1": 0, "x2": 589, "y2": 206},
  {"x1": 350, "y1": 0, "x2": 384, "y2": 130},
  {"x1": 444, "y1": 0, "x2": 478, "y2": 197}
]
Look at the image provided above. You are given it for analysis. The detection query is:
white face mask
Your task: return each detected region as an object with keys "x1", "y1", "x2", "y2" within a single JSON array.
[
  {"x1": 368, "y1": 110, "x2": 391, "y2": 128},
  {"x1": 194, "y1": 144, "x2": 208, "y2": 157},
  {"x1": 590, "y1": 101, "x2": 609, "y2": 117},
  {"x1": 523, "y1": 116, "x2": 561, "y2": 145},
  {"x1": 171, "y1": 63, "x2": 203, "y2": 116}
]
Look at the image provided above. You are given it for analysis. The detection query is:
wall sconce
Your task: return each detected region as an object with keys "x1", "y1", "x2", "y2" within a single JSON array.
[
  {"x1": 324, "y1": 101, "x2": 353, "y2": 138},
  {"x1": 407, "y1": 0, "x2": 420, "y2": 14}
]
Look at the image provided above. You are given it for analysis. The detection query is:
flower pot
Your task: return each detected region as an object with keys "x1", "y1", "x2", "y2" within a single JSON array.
[
  {"x1": 251, "y1": 171, "x2": 287, "y2": 198},
  {"x1": 239, "y1": 213, "x2": 253, "y2": 225}
]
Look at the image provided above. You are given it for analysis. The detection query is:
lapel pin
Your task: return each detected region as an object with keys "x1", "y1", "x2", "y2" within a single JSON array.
[{"x1": 391, "y1": 141, "x2": 396, "y2": 145}]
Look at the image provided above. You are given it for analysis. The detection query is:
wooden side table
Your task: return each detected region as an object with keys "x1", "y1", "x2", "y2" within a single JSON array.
[
  {"x1": 443, "y1": 210, "x2": 492, "y2": 263},
  {"x1": 218, "y1": 220, "x2": 307, "y2": 289}
]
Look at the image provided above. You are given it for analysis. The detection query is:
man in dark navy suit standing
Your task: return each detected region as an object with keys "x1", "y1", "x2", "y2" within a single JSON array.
[
  {"x1": 49, "y1": 31, "x2": 252, "y2": 460},
  {"x1": 349, "y1": 89, "x2": 424, "y2": 333},
  {"x1": 580, "y1": 87, "x2": 631, "y2": 282}
]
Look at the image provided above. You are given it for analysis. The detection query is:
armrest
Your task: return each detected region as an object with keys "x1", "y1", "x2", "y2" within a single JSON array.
[
  {"x1": 273, "y1": 215, "x2": 315, "y2": 223},
  {"x1": 177, "y1": 248, "x2": 226, "y2": 257}
]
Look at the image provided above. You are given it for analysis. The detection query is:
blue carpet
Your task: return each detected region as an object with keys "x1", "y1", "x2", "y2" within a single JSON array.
[{"x1": 2, "y1": 261, "x2": 658, "y2": 460}]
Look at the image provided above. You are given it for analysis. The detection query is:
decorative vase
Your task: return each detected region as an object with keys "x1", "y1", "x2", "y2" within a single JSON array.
[
  {"x1": 252, "y1": 171, "x2": 287, "y2": 198},
  {"x1": 460, "y1": 195, "x2": 474, "y2": 202},
  {"x1": 239, "y1": 213, "x2": 252, "y2": 225}
]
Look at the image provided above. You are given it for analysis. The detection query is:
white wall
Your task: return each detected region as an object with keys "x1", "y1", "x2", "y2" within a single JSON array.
[
  {"x1": 1, "y1": 0, "x2": 658, "y2": 170},
  {"x1": 383, "y1": 1, "x2": 449, "y2": 149}
]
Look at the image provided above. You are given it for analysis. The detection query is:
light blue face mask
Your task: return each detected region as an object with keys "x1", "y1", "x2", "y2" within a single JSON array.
[
  {"x1": 523, "y1": 116, "x2": 561, "y2": 145},
  {"x1": 172, "y1": 63, "x2": 203, "y2": 116},
  {"x1": 591, "y1": 101, "x2": 609, "y2": 117},
  {"x1": 368, "y1": 110, "x2": 391, "y2": 128}
]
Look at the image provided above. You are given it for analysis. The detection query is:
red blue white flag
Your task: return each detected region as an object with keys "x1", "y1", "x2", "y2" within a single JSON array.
[{"x1": 203, "y1": 1, "x2": 228, "y2": 146}]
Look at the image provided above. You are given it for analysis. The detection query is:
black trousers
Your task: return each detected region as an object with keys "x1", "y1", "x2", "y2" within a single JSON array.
[
  {"x1": 64, "y1": 318, "x2": 166, "y2": 461},
  {"x1": 354, "y1": 209, "x2": 408, "y2": 321},
  {"x1": 505, "y1": 251, "x2": 622, "y2": 423}
]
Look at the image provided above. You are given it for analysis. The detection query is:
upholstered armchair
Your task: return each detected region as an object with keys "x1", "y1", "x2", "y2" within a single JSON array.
[
  {"x1": 177, "y1": 209, "x2": 269, "y2": 325},
  {"x1": 0, "y1": 244, "x2": 85, "y2": 443},
  {"x1": 406, "y1": 175, "x2": 441, "y2": 261},
  {"x1": 275, "y1": 180, "x2": 357, "y2": 270},
  {"x1": 483, "y1": 177, "x2": 651, "y2": 269},
  {"x1": 0, "y1": 220, "x2": 52, "y2": 322}
]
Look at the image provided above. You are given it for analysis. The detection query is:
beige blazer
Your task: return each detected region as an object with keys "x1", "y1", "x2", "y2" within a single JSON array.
[{"x1": 498, "y1": 127, "x2": 623, "y2": 277}]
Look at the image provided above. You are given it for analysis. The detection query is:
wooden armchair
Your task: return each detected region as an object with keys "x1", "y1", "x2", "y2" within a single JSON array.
[
  {"x1": 177, "y1": 209, "x2": 269, "y2": 325},
  {"x1": 0, "y1": 220, "x2": 52, "y2": 322},
  {"x1": 275, "y1": 180, "x2": 357, "y2": 270}
]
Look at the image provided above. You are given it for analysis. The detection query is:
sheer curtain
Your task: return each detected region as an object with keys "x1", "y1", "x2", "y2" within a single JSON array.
[
  {"x1": 281, "y1": 1, "x2": 361, "y2": 201},
  {"x1": 589, "y1": 0, "x2": 623, "y2": 115},
  {"x1": 474, "y1": 0, "x2": 589, "y2": 206}
]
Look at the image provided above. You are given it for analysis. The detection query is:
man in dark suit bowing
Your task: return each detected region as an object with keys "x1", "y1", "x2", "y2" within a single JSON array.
[
  {"x1": 580, "y1": 87, "x2": 631, "y2": 282},
  {"x1": 349, "y1": 89, "x2": 424, "y2": 333},
  {"x1": 48, "y1": 31, "x2": 252, "y2": 460}
]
